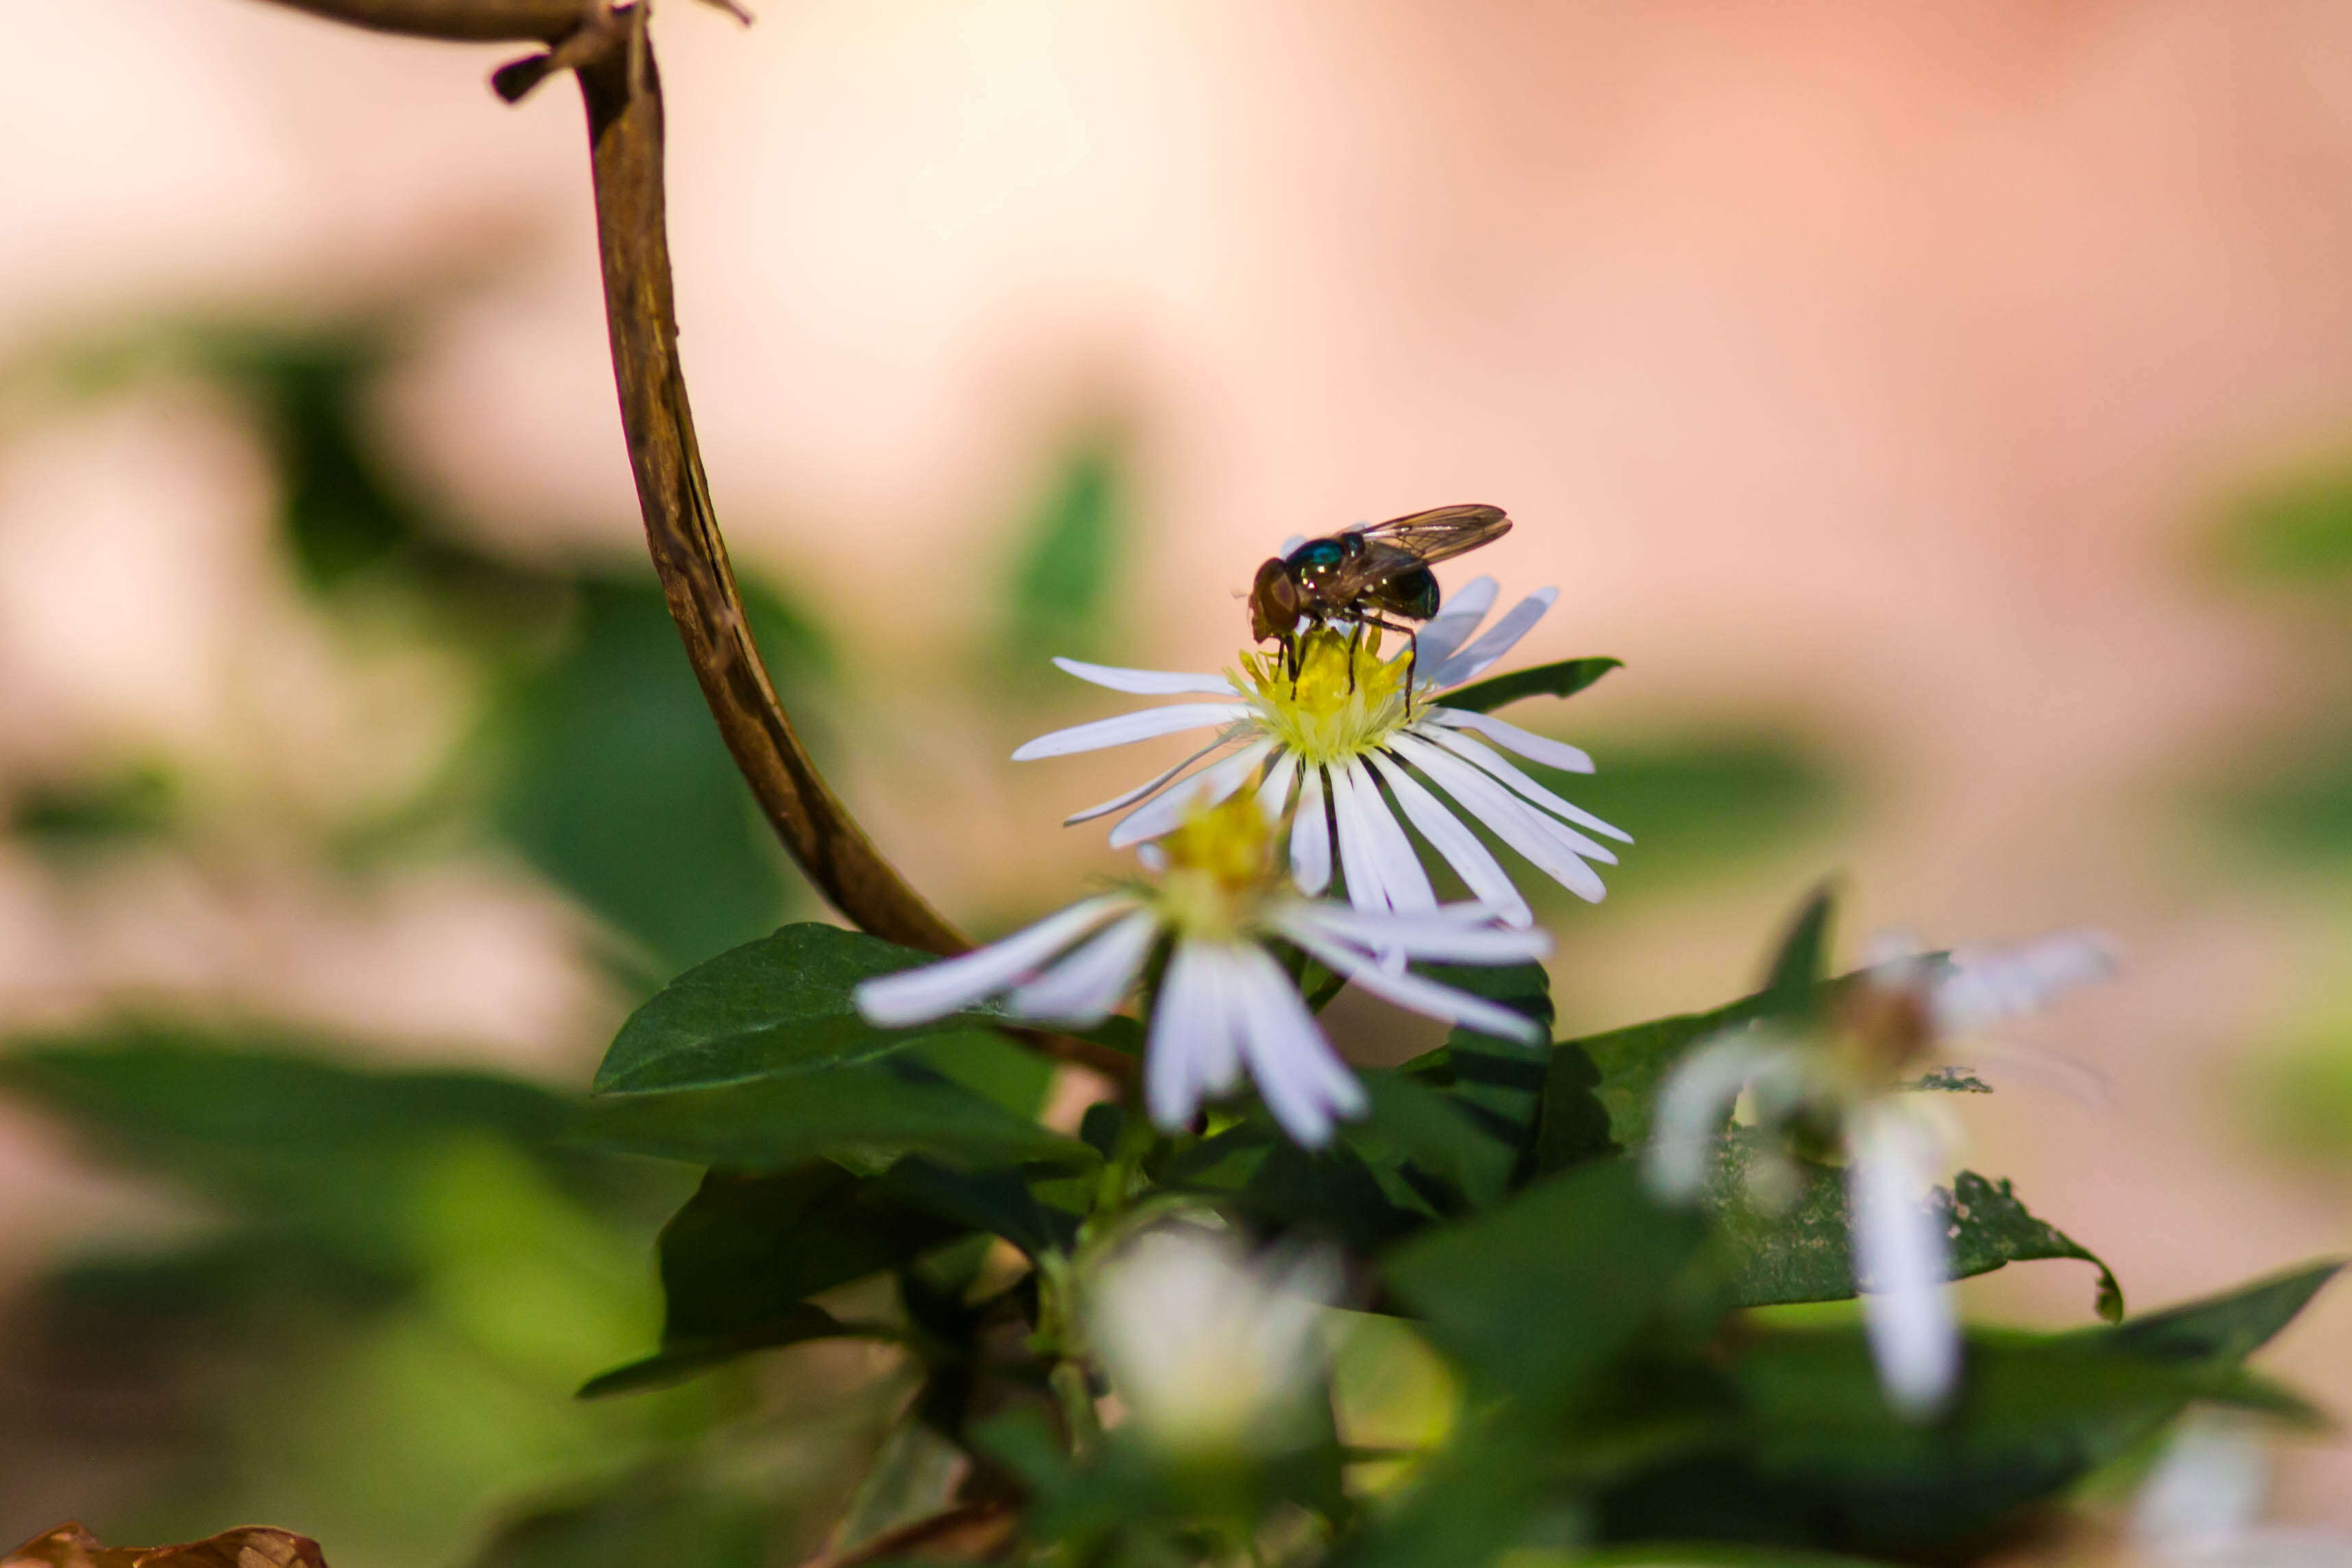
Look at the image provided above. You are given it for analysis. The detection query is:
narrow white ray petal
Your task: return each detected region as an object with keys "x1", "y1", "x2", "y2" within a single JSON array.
[
  {"x1": 1931, "y1": 930, "x2": 2120, "y2": 1036},
  {"x1": 1006, "y1": 909, "x2": 1160, "y2": 1025},
  {"x1": 1290, "y1": 765, "x2": 1332, "y2": 894},
  {"x1": 1642, "y1": 1035, "x2": 1771, "y2": 1202},
  {"x1": 1420, "y1": 725, "x2": 1632, "y2": 844},
  {"x1": 1145, "y1": 942, "x2": 1218, "y2": 1131},
  {"x1": 855, "y1": 895, "x2": 1135, "y2": 1027},
  {"x1": 1851, "y1": 1107, "x2": 1960, "y2": 1421},
  {"x1": 1256, "y1": 748, "x2": 1301, "y2": 824},
  {"x1": 1281, "y1": 926, "x2": 1543, "y2": 1044},
  {"x1": 1064, "y1": 736, "x2": 1234, "y2": 825},
  {"x1": 1412, "y1": 575, "x2": 1502, "y2": 670},
  {"x1": 1052, "y1": 657, "x2": 1240, "y2": 696},
  {"x1": 1392, "y1": 729, "x2": 1618, "y2": 865},
  {"x1": 1229, "y1": 943, "x2": 1364, "y2": 1146},
  {"x1": 1340, "y1": 759, "x2": 1437, "y2": 913},
  {"x1": 1424, "y1": 706, "x2": 1594, "y2": 774},
  {"x1": 1108, "y1": 739, "x2": 1277, "y2": 848},
  {"x1": 1276, "y1": 900, "x2": 1551, "y2": 963},
  {"x1": 1428, "y1": 587, "x2": 1558, "y2": 690},
  {"x1": 1365, "y1": 750, "x2": 1534, "y2": 926},
  {"x1": 1389, "y1": 733, "x2": 1609, "y2": 903},
  {"x1": 1012, "y1": 703, "x2": 1249, "y2": 761},
  {"x1": 1327, "y1": 763, "x2": 1393, "y2": 915}
]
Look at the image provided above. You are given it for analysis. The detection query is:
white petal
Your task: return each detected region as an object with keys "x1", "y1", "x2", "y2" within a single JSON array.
[
  {"x1": 1006, "y1": 909, "x2": 1160, "y2": 1025},
  {"x1": 1388, "y1": 733, "x2": 1610, "y2": 903},
  {"x1": 1339, "y1": 759, "x2": 1437, "y2": 913},
  {"x1": 1188, "y1": 943, "x2": 1246, "y2": 1101},
  {"x1": 1421, "y1": 726, "x2": 1631, "y2": 845},
  {"x1": 1064, "y1": 736, "x2": 1234, "y2": 825},
  {"x1": 1108, "y1": 739, "x2": 1276, "y2": 848},
  {"x1": 1931, "y1": 930, "x2": 2120, "y2": 1036},
  {"x1": 1229, "y1": 943, "x2": 1365, "y2": 1146},
  {"x1": 1277, "y1": 900, "x2": 1551, "y2": 965},
  {"x1": 855, "y1": 895, "x2": 1136, "y2": 1027},
  {"x1": 1012, "y1": 703, "x2": 1249, "y2": 761},
  {"x1": 1052, "y1": 657, "x2": 1238, "y2": 696},
  {"x1": 1256, "y1": 748, "x2": 1301, "y2": 824},
  {"x1": 1412, "y1": 575, "x2": 1501, "y2": 670},
  {"x1": 1642, "y1": 1035, "x2": 1770, "y2": 1202},
  {"x1": 1425, "y1": 706, "x2": 1594, "y2": 774},
  {"x1": 1364, "y1": 750, "x2": 1534, "y2": 926},
  {"x1": 1428, "y1": 587, "x2": 1558, "y2": 690},
  {"x1": 1290, "y1": 765, "x2": 1332, "y2": 894},
  {"x1": 1281, "y1": 925, "x2": 1544, "y2": 1044},
  {"x1": 1851, "y1": 1107, "x2": 1960, "y2": 1421},
  {"x1": 1145, "y1": 943, "x2": 1219, "y2": 1131},
  {"x1": 1327, "y1": 762, "x2": 1393, "y2": 915}
]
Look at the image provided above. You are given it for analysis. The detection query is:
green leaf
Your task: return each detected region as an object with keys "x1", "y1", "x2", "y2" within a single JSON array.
[
  {"x1": 1439, "y1": 657, "x2": 1622, "y2": 715},
  {"x1": 594, "y1": 924, "x2": 1127, "y2": 1096},
  {"x1": 1717, "y1": 1156, "x2": 2123, "y2": 1321},
  {"x1": 2104, "y1": 1259, "x2": 2341, "y2": 1365},
  {"x1": 1533, "y1": 1037, "x2": 1618, "y2": 1174},
  {"x1": 0, "y1": 1032, "x2": 568, "y2": 1224},
  {"x1": 1592, "y1": 1266, "x2": 2340, "y2": 1554},
  {"x1": 1565, "y1": 957, "x2": 1907, "y2": 1154},
  {"x1": 1386, "y1": 1160, "x2": 1707, "y2": 1412},
  {"x1": 1351, "y1": 1073, "x2": 1522, "y2": 1213},
  {"x1": 579, "y1": 1163, "x2": 960, "y2": 1397},
  {"x1": 579, "y1": 1054, "x2": 1093, "y2": 1174},
  {"x1": 1764, "y1": 883, "x2": 1838, "y2": 1016},
  {"x1": 1405, "y1": 959, "x2": 1555, "y2": 1156}
]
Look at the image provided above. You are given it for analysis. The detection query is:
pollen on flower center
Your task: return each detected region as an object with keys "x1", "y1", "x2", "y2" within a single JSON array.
[
  {"x1": 1236, "y1": 627, "x2": 1411, "y2": 766},
  {"x1": 1153, "y1": 794, "x2": 1279, "y2": 939}
]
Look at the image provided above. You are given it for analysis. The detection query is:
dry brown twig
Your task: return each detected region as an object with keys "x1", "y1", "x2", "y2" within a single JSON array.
[{"x1": 245, "y1": 0, "x2": 1134, "y2": 1080}]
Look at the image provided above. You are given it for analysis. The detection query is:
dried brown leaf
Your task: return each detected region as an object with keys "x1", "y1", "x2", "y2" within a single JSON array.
[{"x1": 4, "y1": 1523, "x2": 327, "y2": 1568}]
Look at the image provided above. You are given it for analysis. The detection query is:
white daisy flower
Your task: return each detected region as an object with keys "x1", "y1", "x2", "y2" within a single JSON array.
[
  {"x1": 1009, "y1": 576, "x2": 1628, "y2": 928},
  {"x1": 1642, "y1": 929, "x2": 2120, "y2": 1421},
  {"x1": 853, "y1": 795, "x2": 1551, "y2": 1148},
  {"x1": 1085, "y1": 1222, "x2": 1337, "y2": 1457}
]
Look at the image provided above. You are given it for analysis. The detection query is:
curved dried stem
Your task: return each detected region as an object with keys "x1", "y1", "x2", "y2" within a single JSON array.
[
  {"x1": 242, "y1": 0, "x2": 1138, "y2": 1082},
  {"x1": 566, "y1": 14, "x2": 968, "y2": 958}
]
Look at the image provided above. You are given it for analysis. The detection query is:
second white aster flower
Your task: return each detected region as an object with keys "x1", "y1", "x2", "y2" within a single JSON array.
[
  {"x1": 1644, "y1": 928, "x2": 2119, "y2": 1421},
  {"x1": 853, "y1": 795, "x2": 1551, "y2": 1148},
  {"x1": 1010, "y1": 575, "x2": 1629, "y2": 927}
]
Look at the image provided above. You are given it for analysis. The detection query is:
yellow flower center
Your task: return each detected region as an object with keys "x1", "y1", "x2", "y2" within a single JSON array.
[
  {"x1": 1153, "y1": 794, "x2": 1279, "y2": 940},
  {"x1": 1236, "y1": 627, "x2": 1410, "y2": 766}
]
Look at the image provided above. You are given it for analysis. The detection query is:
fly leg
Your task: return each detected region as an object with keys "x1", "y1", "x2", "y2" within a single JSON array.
[
  {"x1": 1345, "y1": 619, "x2": 1364, "y2": 694},
  {"x1": 1363, "y1": 615, "x2": 1422, "y2": 714}
]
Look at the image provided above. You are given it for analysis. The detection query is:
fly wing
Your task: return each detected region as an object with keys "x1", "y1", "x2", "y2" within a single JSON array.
[{"x1": 1346, "y1": 503, "x2": 1512, "y2": 566}]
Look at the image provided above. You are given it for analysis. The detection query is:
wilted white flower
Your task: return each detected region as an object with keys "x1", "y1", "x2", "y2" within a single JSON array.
[
  {"x1": 854, "y1": 795, "x2": 1551, "y2": 1148},
  {"x1": 1643, "y1": 930, "x2": 2120, "y2": 1421},
  {"x1": 1085, "y1": 1224, "x2": 1337, "y2": 1456},
  {"x1": 1010, "y1": 576, "x2": 1628, "y2": 926}
]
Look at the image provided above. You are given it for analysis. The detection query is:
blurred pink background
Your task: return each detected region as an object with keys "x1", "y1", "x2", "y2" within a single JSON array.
[{"x1": 4, "y1": 0, "x2": 2349, "y2": 1551}]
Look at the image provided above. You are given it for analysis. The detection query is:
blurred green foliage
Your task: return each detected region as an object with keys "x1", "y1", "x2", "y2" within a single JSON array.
[
  {"x1": 2210, "y1": 459, "x2": 2352, "y2": 586},
  {"x1": 1001, "y1": 430, "x2": 1128, "y2": 669}
]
